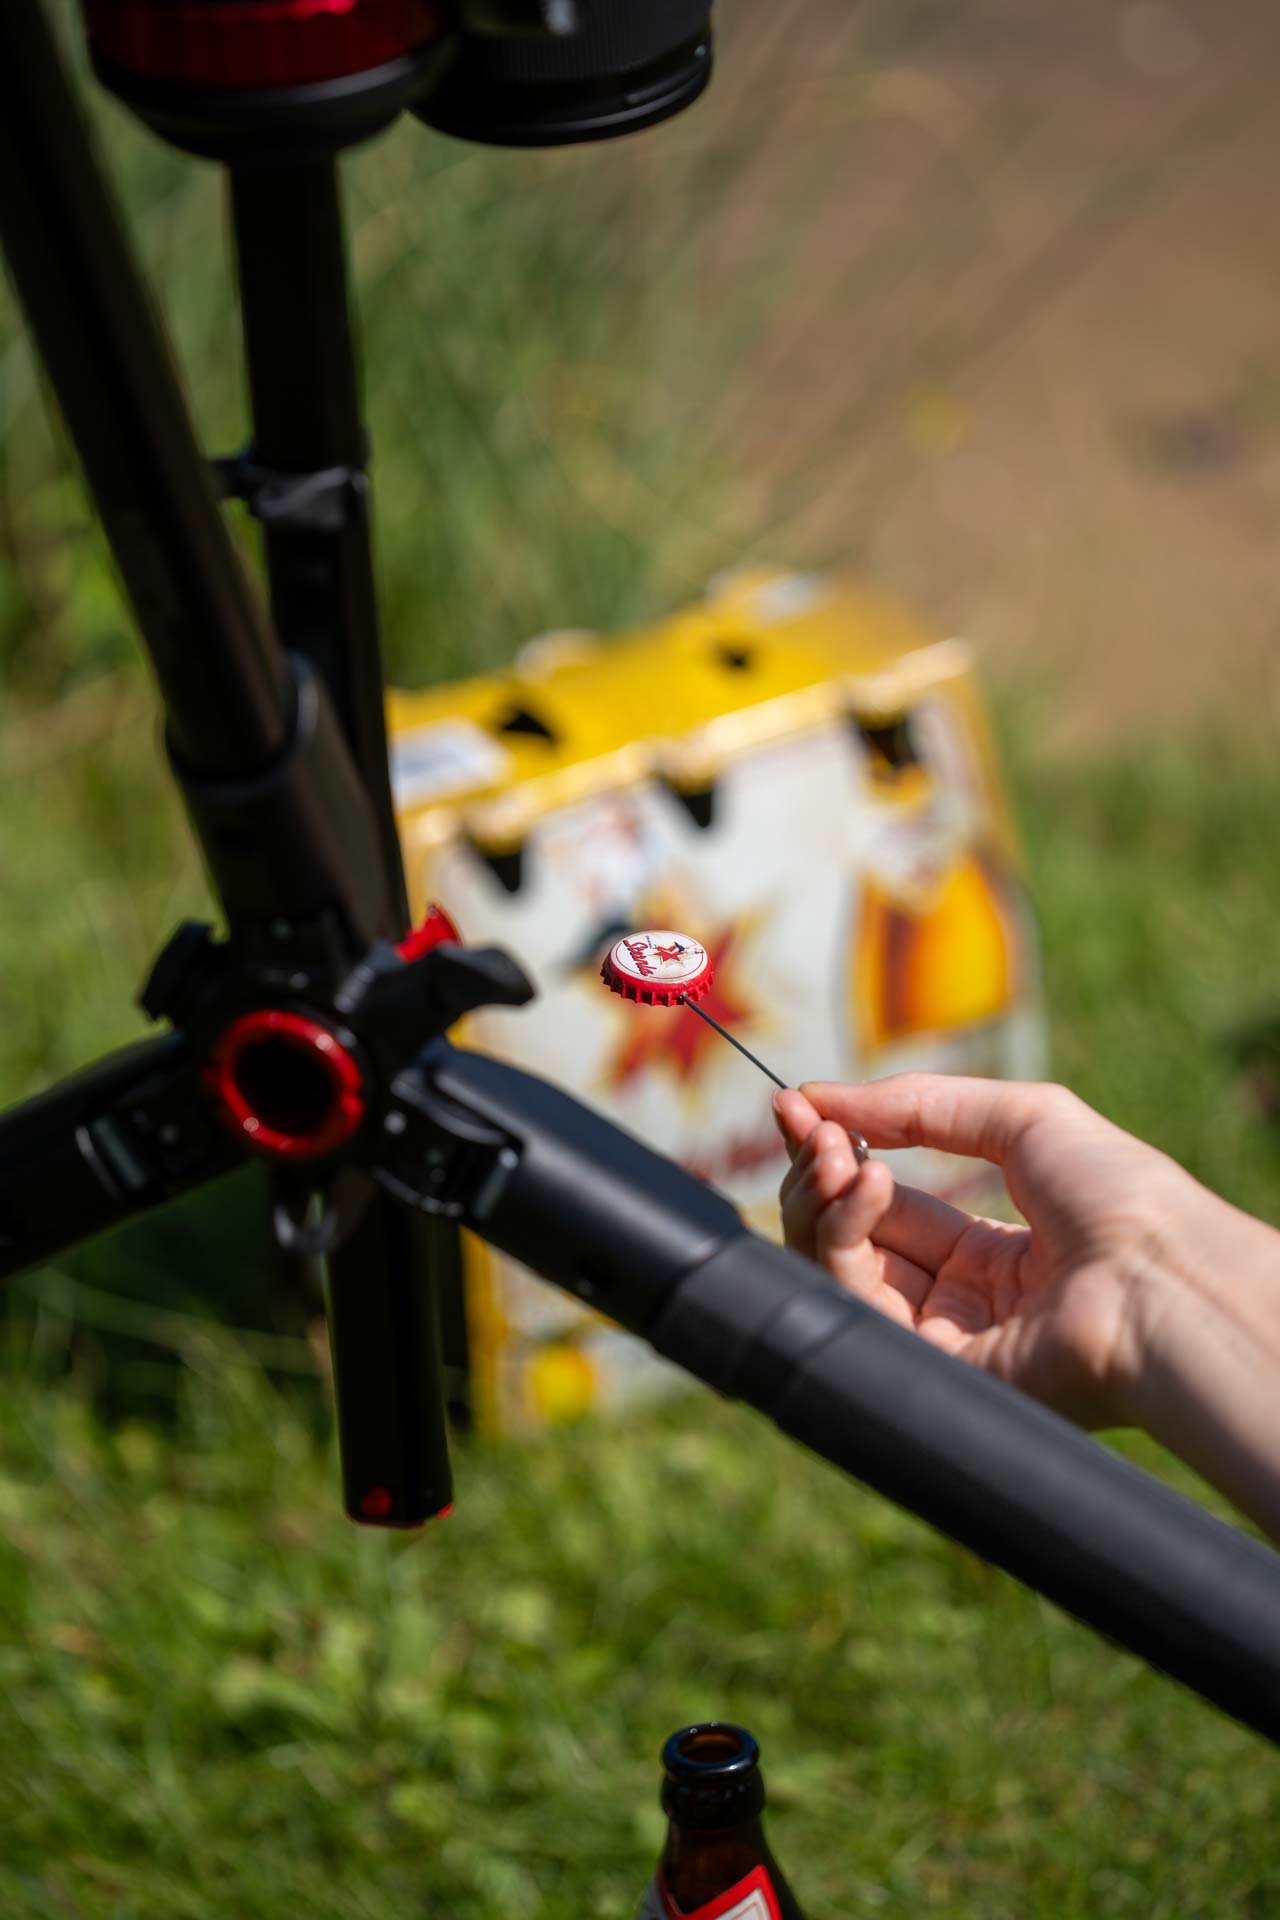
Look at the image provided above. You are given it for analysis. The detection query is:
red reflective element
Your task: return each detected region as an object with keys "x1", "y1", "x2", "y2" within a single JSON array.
[
  {"x1": 205, "y1": 1008, "x2": 365, "y2": 1162},
  {"x1": 352, "y1": 1490, "x2": 451, "y2": 1528},
  {"x1": 396, "y1": 902, "x2": 461, "y2": 964},
  {"x1": 85, "y1": 0, "x2": 446, "y2": 90}
]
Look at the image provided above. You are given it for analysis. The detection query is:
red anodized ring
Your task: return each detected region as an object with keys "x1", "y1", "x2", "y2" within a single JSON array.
[
  {"x1": 206, "y1": 1008, "x2": 366, "y2": 1162},
  {"x1": 85, "y1": 0, "x2": 446, "y2": 91}
]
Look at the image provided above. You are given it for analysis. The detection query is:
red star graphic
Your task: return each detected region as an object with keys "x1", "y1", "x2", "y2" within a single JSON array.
[{"x1": 606, "y1": 926, "x2": 753, "y2": 1090}]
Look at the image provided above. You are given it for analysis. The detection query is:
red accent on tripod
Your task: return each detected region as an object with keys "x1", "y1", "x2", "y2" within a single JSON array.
[
  {"x1": 84, "y1": 0, "x2": 446, "y2": 90},
  {"x1": 205, "y1": 1008, "x2": 366, "y2": 1161},
  {"x1": 396, "y1": 901, "x2": 461, "y2": 964}
]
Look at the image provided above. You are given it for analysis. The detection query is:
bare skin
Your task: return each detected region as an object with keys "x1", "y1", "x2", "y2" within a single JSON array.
[{"x1": 775, "y1": 1075, "x2": 1280, "y2": 1541}]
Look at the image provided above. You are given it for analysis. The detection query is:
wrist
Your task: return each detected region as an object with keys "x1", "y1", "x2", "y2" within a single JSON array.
[{"x1": 1120, "y1": 1180, "x2": 1280, "y2": 1535}]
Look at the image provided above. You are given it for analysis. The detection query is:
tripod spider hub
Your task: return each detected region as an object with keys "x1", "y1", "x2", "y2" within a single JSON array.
[{"x1": 205, "y1": 1008, "x2": 367, "y2": 1163}]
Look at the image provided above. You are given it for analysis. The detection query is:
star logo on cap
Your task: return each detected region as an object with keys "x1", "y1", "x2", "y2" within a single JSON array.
[{"x1": 603, "y1": 922, "x2": 755, "y2": 1090}]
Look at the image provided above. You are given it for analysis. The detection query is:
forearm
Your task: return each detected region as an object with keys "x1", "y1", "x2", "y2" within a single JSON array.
[{"x1": 1127, "y1": 1200, "x2": 1280, "y2": 1541}]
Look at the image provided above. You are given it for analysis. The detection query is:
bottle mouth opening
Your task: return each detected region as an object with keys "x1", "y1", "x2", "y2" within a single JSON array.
[{"x1": 662, "y1": 1723, "x2": 759, "y2": 1778}]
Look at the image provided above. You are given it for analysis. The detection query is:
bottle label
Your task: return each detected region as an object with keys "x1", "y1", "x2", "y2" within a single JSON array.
[{"x1": 637, "y1": 1866, "x2": 782, "y2": 1920}]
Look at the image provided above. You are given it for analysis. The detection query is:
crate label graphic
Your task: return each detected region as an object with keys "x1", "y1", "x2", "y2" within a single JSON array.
[{"x1": 389, "y1": 569, "x2": 1045, "y2": 1432}]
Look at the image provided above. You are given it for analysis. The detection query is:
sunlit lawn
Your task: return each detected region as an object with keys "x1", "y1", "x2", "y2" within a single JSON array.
[
  {"x1": 2, "y1": 31, "x2": 1279, "y2": 1914},
  {"x1": 2, "y1": 719, "x2": 1278, "y2": 1919}
]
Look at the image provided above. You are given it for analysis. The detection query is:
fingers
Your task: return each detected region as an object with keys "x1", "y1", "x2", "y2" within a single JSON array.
[
  {"x1": 813, "y1": 1156, "x2": 895, "y2": 1264},
  {"x1": 775, "y1": 1088, "x2": 871, "y2": 1181},
  {"x1": 774, "y1": 1087, "x2": 821, "y2": 1163},
  {"x1": 870, "y1": 1179, "x2": 978, "y2": 1275},
  {"x1": 813, "y1": 1163, "x2": 935, "y2": 1326},
  {"x1": 806, "y1": 1168, "x2": 967, "y2": 1314},
  {"x1": 778, "y1": 1133, "x2": 931, "y2": 1319},
  {"x1": 780, "y1": 1120, "x2": 863, "y2": 1258},
  {"x1": 799, "y1": 1073, "x2": 1064, "y2": 1167},
  {"x1": 781, "y1": 1114, "x2": 984, "y2": 1275}
]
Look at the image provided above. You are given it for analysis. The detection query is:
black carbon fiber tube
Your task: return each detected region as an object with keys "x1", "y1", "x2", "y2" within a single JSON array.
[
  {"x1": 425, "y1": 1043, "x2": 1280, "y2": 1743},
  {"x1": 0, "y1": 0, "x2": 290, "y2": 778},
  {"x1": 646, "y1": 1238, "x2": 1280, "y2": 1742},
  {"x1": 0, "y1": 1035, "x2": 242, "y2": 1276}
]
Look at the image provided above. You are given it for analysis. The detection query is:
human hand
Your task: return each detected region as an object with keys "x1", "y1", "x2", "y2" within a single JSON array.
[{"x1": 775, "y1": 1074, "x2": 1275, "y2": 1435}]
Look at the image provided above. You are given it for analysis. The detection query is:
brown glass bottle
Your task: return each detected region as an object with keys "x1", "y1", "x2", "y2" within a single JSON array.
[{"x1": 637, "y1": 1724, "x2": 806, "y2": 1920}]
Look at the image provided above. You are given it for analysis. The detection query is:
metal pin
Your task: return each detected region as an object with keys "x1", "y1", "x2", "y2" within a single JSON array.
[
  {"x1": 676, "y1": 994, "x2": 788, "y2": 1088},
  {"x1": 677, "y1": 995, "x2": 870, "y2": 1164}
]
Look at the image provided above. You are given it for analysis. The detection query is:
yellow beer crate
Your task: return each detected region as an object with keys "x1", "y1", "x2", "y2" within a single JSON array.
[{"x1": 388, "y1": 568, "x2": 1045, "y2": 1433}]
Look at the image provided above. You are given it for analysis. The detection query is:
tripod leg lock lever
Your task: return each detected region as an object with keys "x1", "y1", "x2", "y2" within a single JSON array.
[{"x1": 212, "y1": 445, "x2": 369, "y2": 533}]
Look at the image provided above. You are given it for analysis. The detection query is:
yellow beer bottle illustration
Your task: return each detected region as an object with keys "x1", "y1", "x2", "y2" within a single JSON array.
[{"x1": 854, "y1": 846, "x2": 1022, "y2": 1057}]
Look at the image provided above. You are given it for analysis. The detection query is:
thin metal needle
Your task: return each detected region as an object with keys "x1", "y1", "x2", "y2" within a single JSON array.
[
  {"x1": 676, "y1": 994, "x2": 870, "y2": 1163},
  {"x1": 677, "y1": 994, "x2": 789, "y2": 1090}
]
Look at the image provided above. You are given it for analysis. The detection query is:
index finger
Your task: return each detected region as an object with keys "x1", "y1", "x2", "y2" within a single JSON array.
[{"x1": 800, "y1": 1073, "x2": 1051, "y2": 1167}]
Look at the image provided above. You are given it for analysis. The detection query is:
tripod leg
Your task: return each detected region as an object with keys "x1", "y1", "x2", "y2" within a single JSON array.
[
  {"x1": 228, "y1": 159, "x2": 457, "y2": 1516},
  {"x1": 324, "y1": 1197, "x2": 454, "y2": 1527},
  {"x1": 228, "y1": 159, "x2": 406, "y2": 911},
  {"x1": 0, "y1": 0, "x2": 290, "y2": 779},
  {"x1": 0, "y1": 1037, "x2": 241, "y2": 1281},
  {"x1": 0, "y1": 6, "x2": 453, "y2": 1520}
]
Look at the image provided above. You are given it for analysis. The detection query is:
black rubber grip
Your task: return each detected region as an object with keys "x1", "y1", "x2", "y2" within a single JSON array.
[
  {"x1": 649, "y1": 1238, "x2": 1280, "y2": 1743},
  {"x1": 429, "y1": 1041, "x2": 1280, "y2": 1743}
]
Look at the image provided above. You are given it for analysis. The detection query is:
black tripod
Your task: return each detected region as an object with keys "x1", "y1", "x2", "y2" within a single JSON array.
[{"x1": 1, "y1": 0, "x2": 1279, "y2": 1749}]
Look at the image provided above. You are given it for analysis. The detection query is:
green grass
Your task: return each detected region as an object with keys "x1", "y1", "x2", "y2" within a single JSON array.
[
  {"x1": 3, "y1": 20, "x2": 1280, "y2": 1917},
  {"x1": 1013, "y1": 716, "x2": 1280, "y2": 1227},
  {"x1": 0, "y1": 1334, "x2": 1276, "y2": 1920},
  {"x1": 2, "y1": 718, "x2": 1279, "y2": 1919}
]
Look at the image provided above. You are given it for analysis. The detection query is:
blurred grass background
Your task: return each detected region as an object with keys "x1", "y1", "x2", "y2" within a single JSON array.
[{"x1": 2, "y1": 0, "x2": 1279, "y2": 1913}]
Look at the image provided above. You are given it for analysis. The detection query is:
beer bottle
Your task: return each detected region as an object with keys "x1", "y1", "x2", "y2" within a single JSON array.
[{"x1": 637, "y1": 1723, "x2": 807, "y2": 1920}]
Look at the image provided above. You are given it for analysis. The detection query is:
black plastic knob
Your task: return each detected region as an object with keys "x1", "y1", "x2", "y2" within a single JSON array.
[{"x1": 418, "y1": 0, "x2": 713, "y2": 146}]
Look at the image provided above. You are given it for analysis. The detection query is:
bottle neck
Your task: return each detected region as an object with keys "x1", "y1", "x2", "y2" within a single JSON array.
[
  {"x1": 664, "y1": 1812, "x2": 768, "y2": 1872},
  {"x1": 662, "y1": 1818, "x2": 803, "y2": 1919}
]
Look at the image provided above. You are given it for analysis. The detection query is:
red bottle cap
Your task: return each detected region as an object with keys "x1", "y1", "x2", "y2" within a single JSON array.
[{"x1": 601, "y1": 931, "x2": 713, "y2": 1007}]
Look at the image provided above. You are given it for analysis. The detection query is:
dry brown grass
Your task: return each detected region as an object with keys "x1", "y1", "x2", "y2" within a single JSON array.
[{"x1": 672, "y1": 0, "x2": 1280, "y2": 744}]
